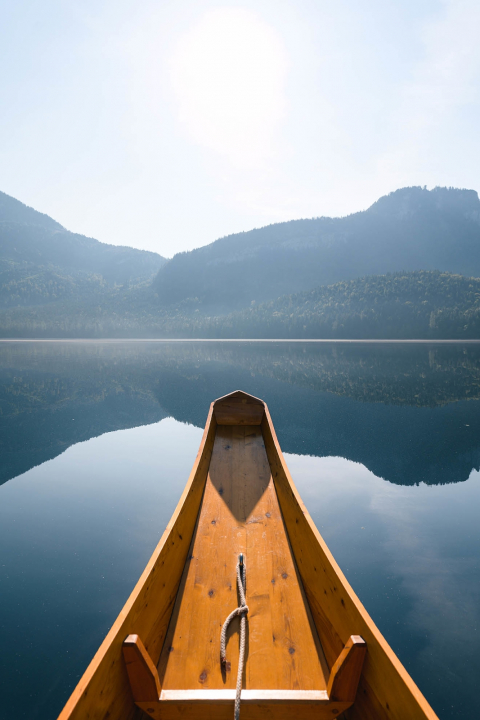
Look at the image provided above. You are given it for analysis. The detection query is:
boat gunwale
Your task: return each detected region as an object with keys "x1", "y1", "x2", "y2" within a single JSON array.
[
  {"x1": 58, "y1": 403, "x2": 217, "y2": 720},
  {"x1": 261, "y1": 403, "x2": 439, "y2": 720}
]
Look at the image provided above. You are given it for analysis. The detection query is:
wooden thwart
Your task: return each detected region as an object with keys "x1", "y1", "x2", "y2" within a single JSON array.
[{"x1": 122, "y1": 633, "x2": 365, "y2": 719}]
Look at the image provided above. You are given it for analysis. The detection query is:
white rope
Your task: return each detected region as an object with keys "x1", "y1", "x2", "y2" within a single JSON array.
[{"x1": 220, "y1": 555, "x2": 248, "y2": 720}]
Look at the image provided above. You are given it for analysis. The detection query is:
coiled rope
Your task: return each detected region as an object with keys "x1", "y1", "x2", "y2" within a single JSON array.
[{"x1": 220, "y1": 554, "x2": 249, "y2": 720}]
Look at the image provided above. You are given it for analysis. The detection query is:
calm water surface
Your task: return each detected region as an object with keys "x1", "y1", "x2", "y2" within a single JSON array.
[{"x1": 1, "y1": 341, "x2": 479, "y2": 719}]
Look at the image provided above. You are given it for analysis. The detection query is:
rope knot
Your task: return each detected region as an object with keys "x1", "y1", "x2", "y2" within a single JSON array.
[{"x1": 220, "y1": 557, "x2": 248, "y2": 720}]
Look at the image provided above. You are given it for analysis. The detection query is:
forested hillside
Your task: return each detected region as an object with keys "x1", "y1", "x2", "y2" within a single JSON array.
[
  {"x1": 207, "y1": 271, "x2": 480, "y2": 339},
  {"x1": 153, "y1": 186, "x2": 480, "y2": 312},
  {"x1": 2, "y1": 270, "x2": 479, "y2": 339},
  {"x1": 0, "y1": 191, "x2": 167, "y2": 304}
]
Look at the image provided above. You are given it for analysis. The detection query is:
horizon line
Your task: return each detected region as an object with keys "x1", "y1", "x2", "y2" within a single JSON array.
[{"x1": 1, "y1": 338, "x2": 479, "y2": 344}]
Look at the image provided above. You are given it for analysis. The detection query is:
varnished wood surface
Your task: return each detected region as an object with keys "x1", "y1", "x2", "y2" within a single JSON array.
[
  {"x1": 213, "y1": 390, "x2": 265, "y2": 426},
  {"x1": 136, "y1": 697, "x2": 352, "y2": 720},
  {"x1": 327, "y1": 635, "x2": 366, "y2": 703},
  {"x1": 261, "y1": 406, "x2": 439, "y2": 720},
  {"x1": 123, "y1": 635, "x2": 162, "y2": 702},
  {"x1": 158, "y1": 425, "x2": 328, "y2": 692}
]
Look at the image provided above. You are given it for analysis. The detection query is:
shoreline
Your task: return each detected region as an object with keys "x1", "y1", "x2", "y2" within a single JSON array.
[{"x1": 1, "y1": 338, "x2": 480, "y2": 344}]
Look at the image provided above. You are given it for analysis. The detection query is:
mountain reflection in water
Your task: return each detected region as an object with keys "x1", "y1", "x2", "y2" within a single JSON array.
[{"x1": 1, "y1": 341, "x2": 480, "y2": 487}]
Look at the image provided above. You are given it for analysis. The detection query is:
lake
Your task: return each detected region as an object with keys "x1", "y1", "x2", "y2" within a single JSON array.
[{"x1": 1, "y1": 340, "x2": 479, "y2": 719}]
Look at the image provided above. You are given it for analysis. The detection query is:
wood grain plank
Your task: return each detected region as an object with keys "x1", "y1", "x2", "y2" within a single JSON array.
[
  {"x1": 158, "y1": 424, "x2": 327, "y2": 693},
  {"x1": 243, "y1": 427, "x2": 327, "y2": 691},
  {"x1": 135, "y1": 697, "x2": 351, "y2": 720},
  {"x1": 158, "y1": 425, "x2": 243, "y2": 690}
]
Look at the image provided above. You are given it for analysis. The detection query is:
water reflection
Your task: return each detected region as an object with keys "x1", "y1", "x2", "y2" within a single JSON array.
[
  {"x1": 1, "y1": 341, "x2": 480, "y2": 487},
  {"x1": 289, "y1": 454, "x2": 480, "y2": 717},
  {"x1": 0, "y1": 419, "x2": 203, "y2": 720},
  {"x1": 1, "y1": 340, "x2": 480, "y2": 719}
]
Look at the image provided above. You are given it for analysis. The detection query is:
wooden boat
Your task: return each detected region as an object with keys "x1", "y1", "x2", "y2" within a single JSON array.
[{"x1": 58, "y1": 391, "x2": 439, "y2": 720}]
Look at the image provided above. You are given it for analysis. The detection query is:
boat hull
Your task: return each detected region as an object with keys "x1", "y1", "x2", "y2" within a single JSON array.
[{"x1": 58, "y1": 391, "x2": 438, "y2": 720}]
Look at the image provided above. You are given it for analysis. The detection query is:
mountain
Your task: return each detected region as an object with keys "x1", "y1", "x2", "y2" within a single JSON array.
[
  {"x1": 1, "y1": 186, "x2": 480, "y2": 339},
  {"x1": 0, "y1": 190, "x2": 64, "y2": 230},
  {"x1": 153, "y1": 186, "x2": 480, "y2": 313},
  {"x1": 0, "y1": 191, "x2": 167, "y2": 306}
]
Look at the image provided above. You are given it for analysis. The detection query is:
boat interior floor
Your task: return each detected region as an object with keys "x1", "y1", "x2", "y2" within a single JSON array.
[{"x1": 157, "y1": 425, "x2": 330, "y2": 692}]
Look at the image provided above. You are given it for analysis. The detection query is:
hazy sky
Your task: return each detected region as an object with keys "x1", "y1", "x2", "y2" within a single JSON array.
[{"x1": 1, "y1": 0, "x2": 479, "y2": 257}]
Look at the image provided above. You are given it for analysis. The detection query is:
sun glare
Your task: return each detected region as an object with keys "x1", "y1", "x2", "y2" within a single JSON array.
[{"x1": 169, "y1": 8, "x2": 287, "y2": 169}]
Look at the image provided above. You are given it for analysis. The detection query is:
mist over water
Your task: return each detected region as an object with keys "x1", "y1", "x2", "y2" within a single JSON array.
[{"x1": 1, "y1": 340, "x2": 479, "y2": 719}]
